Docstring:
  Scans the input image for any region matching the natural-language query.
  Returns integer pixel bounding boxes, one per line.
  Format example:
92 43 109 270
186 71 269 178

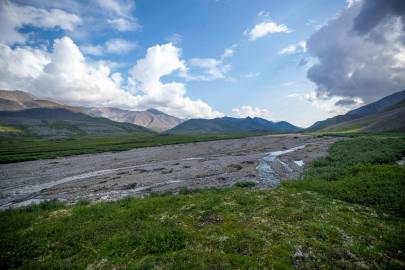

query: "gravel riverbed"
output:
0 134 346 208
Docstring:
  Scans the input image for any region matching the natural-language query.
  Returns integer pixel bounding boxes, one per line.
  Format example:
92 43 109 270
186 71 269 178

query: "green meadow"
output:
0 132 267 164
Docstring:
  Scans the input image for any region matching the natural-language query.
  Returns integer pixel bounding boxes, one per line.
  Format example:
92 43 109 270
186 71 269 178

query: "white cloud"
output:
279 41 306 55
0 37 222 119
186 47 235 81
33 37 139 107
105 39 138 54
307 0 405 103
95 0 134 17
0 1 81 45
247 21 291 41
165 33 183 45
80 39 137 56
130 43 223 118
80 45 104 56
96 0 141 32
107 18 141 32
232 106 272 119
0 43 50 90
346 0 362 8
288 91 364 115
221 44 237 59
188 58 231 80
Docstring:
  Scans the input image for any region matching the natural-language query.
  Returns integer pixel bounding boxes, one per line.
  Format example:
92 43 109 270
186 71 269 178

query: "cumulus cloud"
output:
81 39 137 56
232 106 272 119
33 37 139 106
0 43 50 90
279 41 306 55
0 0 81 45
306 0 405 105
288 91 363 115
0 37 222 118
246 20 291 41
353 0 405 34
129 43 223 118
105 39 138 54
305 92 363 114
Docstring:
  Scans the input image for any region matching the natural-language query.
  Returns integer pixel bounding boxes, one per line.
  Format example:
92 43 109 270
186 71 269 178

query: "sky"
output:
0 0 404 127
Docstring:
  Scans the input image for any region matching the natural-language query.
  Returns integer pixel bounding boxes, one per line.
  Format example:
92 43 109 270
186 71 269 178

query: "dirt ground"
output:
0 134 346 208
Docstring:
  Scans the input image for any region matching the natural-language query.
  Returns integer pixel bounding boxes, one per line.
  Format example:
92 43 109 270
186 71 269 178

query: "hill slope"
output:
322 105 405 133
0 108 153 138
308 89 405 131
84 107 183 132
167 116 301 135
0 90 82 112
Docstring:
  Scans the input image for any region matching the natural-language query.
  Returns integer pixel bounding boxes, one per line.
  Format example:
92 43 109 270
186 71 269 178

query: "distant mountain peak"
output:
167 116 302 135
0 90 183 132
85 107 183 132
146 108 164 115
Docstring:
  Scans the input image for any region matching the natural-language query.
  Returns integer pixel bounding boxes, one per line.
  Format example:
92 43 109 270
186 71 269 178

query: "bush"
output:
234 181 256 188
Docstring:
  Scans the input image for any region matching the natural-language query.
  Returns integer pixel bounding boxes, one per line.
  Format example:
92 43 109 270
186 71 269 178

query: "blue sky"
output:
1 0 404 127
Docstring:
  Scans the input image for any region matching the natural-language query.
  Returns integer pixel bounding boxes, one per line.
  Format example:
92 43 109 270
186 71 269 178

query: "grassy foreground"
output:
0 134 404 269
0 132 266 164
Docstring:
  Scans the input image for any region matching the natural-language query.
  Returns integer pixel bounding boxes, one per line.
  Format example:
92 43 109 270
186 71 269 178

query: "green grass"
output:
0 134 404 269
0 132 267 164
284 135 405 216
0 125 22 133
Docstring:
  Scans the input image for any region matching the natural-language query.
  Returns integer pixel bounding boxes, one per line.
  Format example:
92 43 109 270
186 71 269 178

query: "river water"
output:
256 145 306 187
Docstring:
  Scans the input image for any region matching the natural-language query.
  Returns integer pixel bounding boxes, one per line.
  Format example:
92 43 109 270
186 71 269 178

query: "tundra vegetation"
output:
0 132 268 164
0 134 404 269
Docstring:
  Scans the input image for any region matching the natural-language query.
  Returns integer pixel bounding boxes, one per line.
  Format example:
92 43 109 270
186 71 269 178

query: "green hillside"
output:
168 117 301 135
308 89 405 132
322 105 405 133
0 108 153 138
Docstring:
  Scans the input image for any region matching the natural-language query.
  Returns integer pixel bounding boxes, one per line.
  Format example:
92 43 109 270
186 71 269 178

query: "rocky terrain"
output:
0 134 345 209
84 107 184 132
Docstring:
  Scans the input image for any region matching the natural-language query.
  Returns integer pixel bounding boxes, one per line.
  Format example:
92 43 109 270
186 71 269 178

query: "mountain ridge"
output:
84 107 184 132
0 107 153 138
167 116 302 135
307 89 405 131
0 90 183 132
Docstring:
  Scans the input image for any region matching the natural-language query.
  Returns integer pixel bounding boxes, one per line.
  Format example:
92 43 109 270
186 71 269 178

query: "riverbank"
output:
0 134 343 208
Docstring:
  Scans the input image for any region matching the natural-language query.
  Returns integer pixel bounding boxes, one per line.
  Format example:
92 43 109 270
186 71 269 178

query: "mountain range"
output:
0 90 82 113
0 89 404 136
167 116 302 135
0 90 182 132
0 108 152 138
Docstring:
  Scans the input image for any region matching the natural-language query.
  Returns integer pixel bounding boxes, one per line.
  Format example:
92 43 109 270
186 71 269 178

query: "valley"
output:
1 1 405 268
0 134 343 209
